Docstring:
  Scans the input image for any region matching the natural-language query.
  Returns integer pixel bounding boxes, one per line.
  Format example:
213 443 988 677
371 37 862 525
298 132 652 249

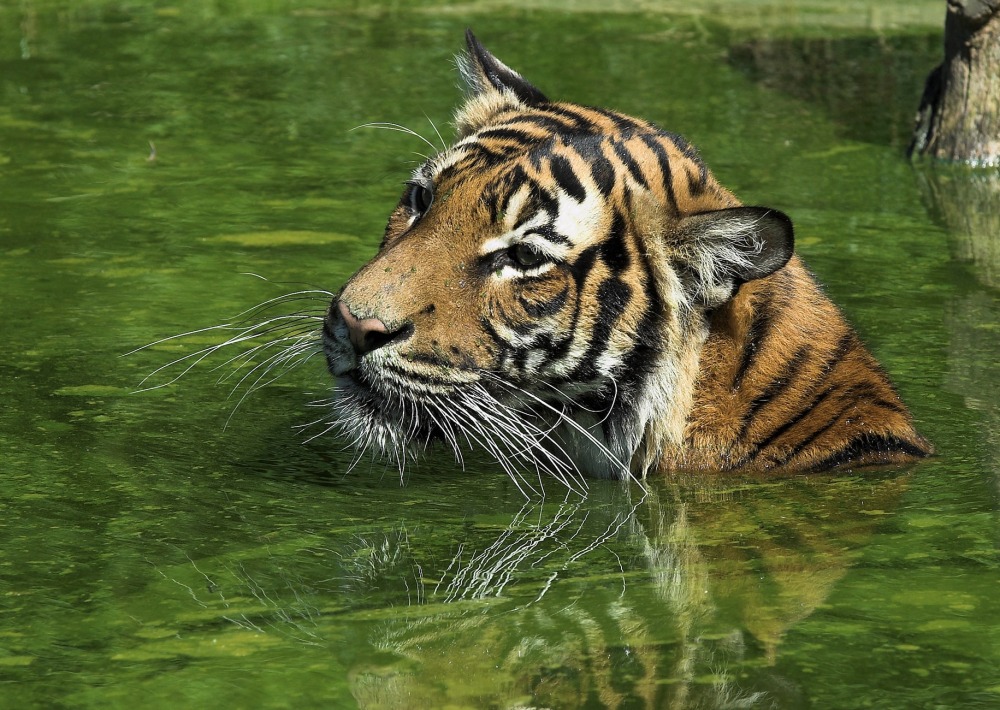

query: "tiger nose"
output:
337 301 407 356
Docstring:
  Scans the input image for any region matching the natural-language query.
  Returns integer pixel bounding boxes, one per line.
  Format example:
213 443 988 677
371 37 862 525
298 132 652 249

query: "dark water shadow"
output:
729 32 940 150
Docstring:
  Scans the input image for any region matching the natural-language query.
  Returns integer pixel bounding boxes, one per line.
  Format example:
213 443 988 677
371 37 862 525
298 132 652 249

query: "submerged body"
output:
322 31 930 482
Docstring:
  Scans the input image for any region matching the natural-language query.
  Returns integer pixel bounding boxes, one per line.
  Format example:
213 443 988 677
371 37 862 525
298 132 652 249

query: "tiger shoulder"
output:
321 30 932 483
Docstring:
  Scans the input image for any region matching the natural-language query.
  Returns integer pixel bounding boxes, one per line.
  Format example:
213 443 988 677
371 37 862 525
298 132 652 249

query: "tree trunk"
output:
909 1 1000 164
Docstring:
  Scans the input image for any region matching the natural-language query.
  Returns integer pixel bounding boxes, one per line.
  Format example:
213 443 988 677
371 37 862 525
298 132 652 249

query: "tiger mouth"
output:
334 372 446 444
334 370 591 487
332 360 486 444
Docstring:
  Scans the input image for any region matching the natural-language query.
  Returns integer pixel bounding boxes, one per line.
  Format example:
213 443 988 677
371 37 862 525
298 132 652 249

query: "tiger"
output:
322 30 931 484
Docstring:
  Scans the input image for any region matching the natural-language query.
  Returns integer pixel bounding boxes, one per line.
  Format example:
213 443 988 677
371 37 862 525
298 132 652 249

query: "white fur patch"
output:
553 187 602 250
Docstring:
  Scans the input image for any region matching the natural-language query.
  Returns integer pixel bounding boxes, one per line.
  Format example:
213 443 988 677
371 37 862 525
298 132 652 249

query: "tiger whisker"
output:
212 328 319 380
223 358 318 429
482 372 634 484
493 424 568 484
236 273 335 298
475 391 580 479
130 281 330 422
464 413 543 498
460 387 588 495
442 399 541 497
214 328 320 377
294 410 339 435
133 318 318 393
156 289 327 338
425 396 466 470
533 377 620 428
422 112 448 153
468 386 588 493
467 402 572 494
211 315 322 345
225 340 319 401
353 122 442 156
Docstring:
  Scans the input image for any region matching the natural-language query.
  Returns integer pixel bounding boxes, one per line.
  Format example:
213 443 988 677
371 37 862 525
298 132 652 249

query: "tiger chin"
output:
322 30 931 484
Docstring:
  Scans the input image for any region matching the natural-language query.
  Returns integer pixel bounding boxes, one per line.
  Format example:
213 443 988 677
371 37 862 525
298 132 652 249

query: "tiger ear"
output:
455 29 548 135
678 206 794 308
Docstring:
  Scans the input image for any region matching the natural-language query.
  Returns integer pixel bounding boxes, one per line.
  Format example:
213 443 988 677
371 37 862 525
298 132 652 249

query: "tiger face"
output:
324 31 929 484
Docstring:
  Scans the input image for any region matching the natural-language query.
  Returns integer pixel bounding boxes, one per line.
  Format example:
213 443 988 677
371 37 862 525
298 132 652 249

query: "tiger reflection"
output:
344 474 906 709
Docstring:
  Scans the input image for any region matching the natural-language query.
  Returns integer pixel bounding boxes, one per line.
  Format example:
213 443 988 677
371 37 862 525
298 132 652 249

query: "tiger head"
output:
323 31 795 485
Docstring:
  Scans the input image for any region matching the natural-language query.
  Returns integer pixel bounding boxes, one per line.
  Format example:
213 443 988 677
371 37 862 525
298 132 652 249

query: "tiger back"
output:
322 30 931 482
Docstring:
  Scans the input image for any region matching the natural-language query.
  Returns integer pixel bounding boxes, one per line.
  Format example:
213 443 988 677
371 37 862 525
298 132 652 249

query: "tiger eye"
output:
512 243 545 269
408 183 433 214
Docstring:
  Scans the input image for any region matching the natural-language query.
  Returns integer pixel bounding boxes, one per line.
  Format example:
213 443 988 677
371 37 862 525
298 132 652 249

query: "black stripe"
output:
540 298 583 368
496 299 534 337
740 384 839 465
530 223 570 246
732 268 795 392
590 151 615 197
611 139 649 189
587 105 644 133
484 165 531 224
435 162 460 185
383 362 471 384
564 134 615 197
479 315 508 350
539 247 594 370
528 149 543 171
508 113 580 135
618 246 662 394
566 134 602 160
685 164 709 197
549 154 586 202
664 130 702 163
511 180 558 231
836 381 905 413
480 183 504 224
509 341 530 373
736 345 810 440
731 301 773 392
599 210 630 275
477 127 539 145
774 402 854 467
541 105 598 133
519 285 569 318
509 175 544 230
767 373 912 469
871 397 907 414
740 331 857 461
570 277 632 381
460 145 509 170
638 134 678 215
821 331 858 374
541 331 576 369
809 433 930 472
570 245 599 293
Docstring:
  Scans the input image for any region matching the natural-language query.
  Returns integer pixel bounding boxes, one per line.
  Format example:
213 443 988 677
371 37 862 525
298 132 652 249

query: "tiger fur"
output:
322 30 931 482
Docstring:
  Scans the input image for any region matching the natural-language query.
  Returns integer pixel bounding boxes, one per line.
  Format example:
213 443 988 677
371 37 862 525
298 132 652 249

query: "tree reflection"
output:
915 166 1000 494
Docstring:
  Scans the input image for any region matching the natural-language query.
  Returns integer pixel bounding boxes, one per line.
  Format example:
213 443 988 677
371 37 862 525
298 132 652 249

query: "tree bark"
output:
909 0 1000 164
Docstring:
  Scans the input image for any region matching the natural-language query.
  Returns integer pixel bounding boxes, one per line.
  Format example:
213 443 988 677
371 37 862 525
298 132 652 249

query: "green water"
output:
2 2 998 707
